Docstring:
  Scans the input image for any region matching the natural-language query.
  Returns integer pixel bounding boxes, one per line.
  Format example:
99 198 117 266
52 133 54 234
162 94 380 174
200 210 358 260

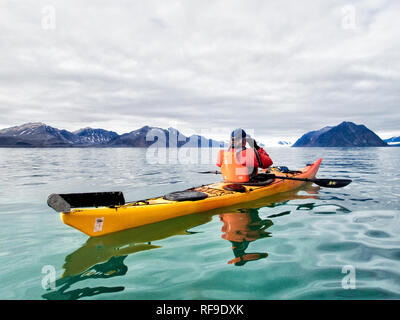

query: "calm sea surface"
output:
0 147 399 300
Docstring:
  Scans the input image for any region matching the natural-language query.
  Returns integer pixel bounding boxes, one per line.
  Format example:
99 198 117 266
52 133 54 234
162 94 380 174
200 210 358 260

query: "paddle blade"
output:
47 192 125 212
313 179 352 188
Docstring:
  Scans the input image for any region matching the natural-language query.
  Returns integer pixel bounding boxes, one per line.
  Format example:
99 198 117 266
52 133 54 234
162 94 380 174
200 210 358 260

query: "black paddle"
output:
267 174 352 188
198 171 352 188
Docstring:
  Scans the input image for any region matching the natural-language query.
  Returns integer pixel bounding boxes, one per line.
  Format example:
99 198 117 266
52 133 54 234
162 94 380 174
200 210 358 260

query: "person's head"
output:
230 128 247 149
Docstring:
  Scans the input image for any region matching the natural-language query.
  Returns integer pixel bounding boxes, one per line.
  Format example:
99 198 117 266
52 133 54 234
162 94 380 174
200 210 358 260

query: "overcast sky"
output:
1 0 399 143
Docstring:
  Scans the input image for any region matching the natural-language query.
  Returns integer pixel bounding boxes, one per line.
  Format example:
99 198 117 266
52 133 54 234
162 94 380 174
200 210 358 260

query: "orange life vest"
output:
219 149 257 183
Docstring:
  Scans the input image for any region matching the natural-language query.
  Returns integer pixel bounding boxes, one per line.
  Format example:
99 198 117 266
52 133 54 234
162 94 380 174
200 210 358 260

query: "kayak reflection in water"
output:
217 128 273 183
42 255 127 300
42 212 215 300
220 208 273 266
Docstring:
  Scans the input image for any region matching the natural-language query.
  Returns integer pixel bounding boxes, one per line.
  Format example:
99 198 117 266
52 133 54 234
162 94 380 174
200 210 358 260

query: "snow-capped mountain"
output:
277 141 293 146
384 136 400 146
74 128 119 144
0 122 75 147
108 126 224 148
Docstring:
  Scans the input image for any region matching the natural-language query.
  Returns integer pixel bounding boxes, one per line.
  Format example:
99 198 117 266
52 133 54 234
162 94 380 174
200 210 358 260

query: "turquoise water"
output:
0 147 399 300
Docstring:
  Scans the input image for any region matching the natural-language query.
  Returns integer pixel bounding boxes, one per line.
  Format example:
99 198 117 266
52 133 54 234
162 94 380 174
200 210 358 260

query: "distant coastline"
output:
0 121 398 148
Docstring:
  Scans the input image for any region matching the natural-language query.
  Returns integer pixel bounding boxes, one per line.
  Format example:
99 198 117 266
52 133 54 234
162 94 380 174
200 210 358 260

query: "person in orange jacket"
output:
216 129 273 183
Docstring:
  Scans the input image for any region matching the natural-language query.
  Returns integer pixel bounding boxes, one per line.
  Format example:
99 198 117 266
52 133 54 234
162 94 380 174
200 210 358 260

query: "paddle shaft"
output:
273 175 315 183
270 175 352 188
198 171 352 188
247 143 352 187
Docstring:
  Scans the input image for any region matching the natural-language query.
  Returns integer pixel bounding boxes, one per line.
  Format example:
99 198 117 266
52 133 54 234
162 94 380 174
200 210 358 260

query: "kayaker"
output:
216 128 273 183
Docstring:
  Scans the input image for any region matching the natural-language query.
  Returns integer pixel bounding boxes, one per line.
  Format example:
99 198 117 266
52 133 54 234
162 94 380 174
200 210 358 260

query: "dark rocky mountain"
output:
0 123 224 148
107 126 167 147
74 128 119 145
185 134 225 148
292 126 333 147
0 122 75 147
293 122 388 147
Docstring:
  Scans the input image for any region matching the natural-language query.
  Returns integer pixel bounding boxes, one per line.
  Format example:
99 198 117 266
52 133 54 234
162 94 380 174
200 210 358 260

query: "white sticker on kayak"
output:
93 217 104 232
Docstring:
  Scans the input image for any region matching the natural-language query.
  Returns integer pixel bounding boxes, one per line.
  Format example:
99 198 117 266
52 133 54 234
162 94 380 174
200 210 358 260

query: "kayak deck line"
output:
59 158 323 237
116 179 275 207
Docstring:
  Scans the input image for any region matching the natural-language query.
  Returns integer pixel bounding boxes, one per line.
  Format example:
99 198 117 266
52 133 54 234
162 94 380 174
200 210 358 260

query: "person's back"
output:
216 129 273 183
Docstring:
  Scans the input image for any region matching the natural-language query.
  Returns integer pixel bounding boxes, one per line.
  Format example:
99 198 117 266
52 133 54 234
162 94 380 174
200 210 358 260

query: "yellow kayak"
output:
55 158 322 237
